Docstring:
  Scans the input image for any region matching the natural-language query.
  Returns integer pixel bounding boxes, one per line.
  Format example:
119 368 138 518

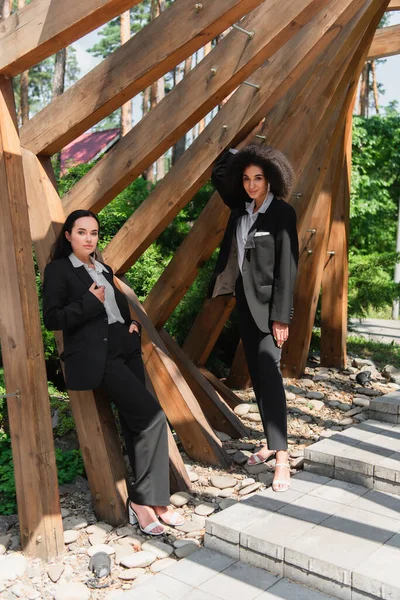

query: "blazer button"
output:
103 338 108 342
104 317 108 322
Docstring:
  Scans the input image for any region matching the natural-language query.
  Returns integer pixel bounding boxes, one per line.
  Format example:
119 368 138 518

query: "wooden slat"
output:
21 0 265 156
63 0 344 219
388 0 400 10
23 150 130 525
199 368 242 410
103 0 366 274
367 24 400 59
160 329 248 439
226 341 252 391
182 296 236 365
0 78 64 559
0 0 142 77
116 278 232 467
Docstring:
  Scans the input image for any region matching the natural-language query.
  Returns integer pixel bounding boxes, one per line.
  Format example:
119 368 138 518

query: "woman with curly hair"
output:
209 144 299 492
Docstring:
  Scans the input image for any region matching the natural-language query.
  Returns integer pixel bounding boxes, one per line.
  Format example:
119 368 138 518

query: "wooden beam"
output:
23 150 130 526
0 0 142 77
0 78 64 559
320 106 353 368
388 0 400 10
21 0 265 156
367 24 400 59
103 0 367 274
116 277 232 467
226 341 252 391
160 329 248 439
199 368 242 411
63 0 349 219
182 296 236 365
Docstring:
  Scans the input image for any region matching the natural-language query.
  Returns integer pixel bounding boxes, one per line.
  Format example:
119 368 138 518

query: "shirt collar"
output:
245 190 274 216
69 253 108 274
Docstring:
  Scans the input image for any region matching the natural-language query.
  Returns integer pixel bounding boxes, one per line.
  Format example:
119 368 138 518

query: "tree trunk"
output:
52 48 67 175
120 10 132 137
18 0 29 124
358 63 370 117
371 59 379 115
171 55 192 165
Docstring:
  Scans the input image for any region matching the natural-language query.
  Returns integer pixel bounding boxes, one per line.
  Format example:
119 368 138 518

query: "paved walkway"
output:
120 548 335 599
349 318 400 345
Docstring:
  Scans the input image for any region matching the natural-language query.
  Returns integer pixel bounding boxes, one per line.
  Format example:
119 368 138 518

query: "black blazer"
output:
43 257 132 390
208 151 299 332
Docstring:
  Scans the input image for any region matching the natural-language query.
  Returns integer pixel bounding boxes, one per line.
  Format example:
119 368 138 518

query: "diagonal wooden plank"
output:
0 77 64 559
102 0 366 274
20 0 265 155
62 0 342 218
199 368 242 410
367 24 400 59
388 0 400 9
0 0 142 77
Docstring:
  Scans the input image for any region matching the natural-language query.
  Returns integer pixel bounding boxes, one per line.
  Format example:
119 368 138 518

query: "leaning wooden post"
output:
320 106 353 368
0 77 64 559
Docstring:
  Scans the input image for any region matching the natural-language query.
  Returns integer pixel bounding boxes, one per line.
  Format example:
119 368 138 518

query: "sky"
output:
72 11 400 126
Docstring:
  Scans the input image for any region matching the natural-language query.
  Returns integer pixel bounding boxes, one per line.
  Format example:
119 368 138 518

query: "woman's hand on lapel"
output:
129 322 140 335
272 321 289 348
89 282 105 303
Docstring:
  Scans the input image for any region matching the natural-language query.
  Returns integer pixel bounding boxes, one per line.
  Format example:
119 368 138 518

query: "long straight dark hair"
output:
49 210 100 262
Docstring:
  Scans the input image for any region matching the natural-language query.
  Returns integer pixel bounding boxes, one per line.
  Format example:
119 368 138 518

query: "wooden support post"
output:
226 341 252 390
367 24 400 59
320 107 353 368
0 78 64 559
388 0 400 9
102 0 373 274
199 368 242 410
183 296 236 366
160 329 247 439
116 278 232 468
0 0 143 76
21 0 265 156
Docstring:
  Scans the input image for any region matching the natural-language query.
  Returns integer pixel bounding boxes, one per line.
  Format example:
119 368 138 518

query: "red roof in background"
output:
61 128 120 174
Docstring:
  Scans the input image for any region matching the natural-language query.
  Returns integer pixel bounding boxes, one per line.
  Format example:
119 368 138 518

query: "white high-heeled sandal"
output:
128 502 165 536
247 449 275 466
272 462 291 493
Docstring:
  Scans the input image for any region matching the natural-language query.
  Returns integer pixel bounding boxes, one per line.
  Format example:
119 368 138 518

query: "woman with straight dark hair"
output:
209 145 299 492
43 209 184 535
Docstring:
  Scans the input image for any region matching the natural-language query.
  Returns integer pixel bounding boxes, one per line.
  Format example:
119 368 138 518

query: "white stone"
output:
54 582 90 600
173 538 200 548
352 396 370 408
210 475 237 489
87 543 115 557
0 553 27 581
285 392 296 401
118 567 145 580
117 535 142 549
218 487 235 498
142 540 174 559
188 471 199 483
170 491 190 507
202 486 221 498
175 520 204 533
338 417 354 426
301 378 314 387
241 477 256 488
150 557 177 572
0 534 11 555
239 481 262 495
309 399 325 411
61 508 70 518
234 404 250 416
115 544 135 565
86 522 113 535
248 403 260 413
194 502 216 517
48 565 64 583
63 529 80 544
246 413 262 422
88 533 107 546
120 551 156 568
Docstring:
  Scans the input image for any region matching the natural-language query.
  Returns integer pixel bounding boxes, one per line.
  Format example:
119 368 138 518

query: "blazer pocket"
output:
254 231 271 237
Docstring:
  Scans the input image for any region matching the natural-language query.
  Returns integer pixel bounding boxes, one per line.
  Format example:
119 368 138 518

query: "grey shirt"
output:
69 253 125 324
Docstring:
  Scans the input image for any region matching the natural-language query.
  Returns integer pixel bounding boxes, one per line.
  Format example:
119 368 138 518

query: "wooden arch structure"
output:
0 0 399 560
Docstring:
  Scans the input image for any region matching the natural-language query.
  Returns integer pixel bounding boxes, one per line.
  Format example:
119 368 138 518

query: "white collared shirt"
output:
69 253 125 324
236 191 274 273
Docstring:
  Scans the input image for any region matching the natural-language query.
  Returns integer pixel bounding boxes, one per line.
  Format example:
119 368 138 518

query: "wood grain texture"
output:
388 0 400 9
0 78 64 558
199 368 242 410
0 0 142 77
367 24 400 59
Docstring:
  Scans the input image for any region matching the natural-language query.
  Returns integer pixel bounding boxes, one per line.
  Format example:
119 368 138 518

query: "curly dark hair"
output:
227 144 294 200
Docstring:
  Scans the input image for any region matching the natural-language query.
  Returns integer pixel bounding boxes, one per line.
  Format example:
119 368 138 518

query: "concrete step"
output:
369 391 400 424
304 420 400 495
204 472 400 599
129 547 336 600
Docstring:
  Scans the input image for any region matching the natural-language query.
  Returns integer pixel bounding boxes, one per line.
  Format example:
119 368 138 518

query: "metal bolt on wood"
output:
327 251 335 255
195 3 203 12
232 23 255 39
243 80 260 90
292 192 303 198
306 229 317 235
255 134 266 140
0 390 20 399
210 67 217 76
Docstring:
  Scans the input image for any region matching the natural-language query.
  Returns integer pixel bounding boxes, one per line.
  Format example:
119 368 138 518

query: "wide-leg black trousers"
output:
99 322 170 506
235 277 288 451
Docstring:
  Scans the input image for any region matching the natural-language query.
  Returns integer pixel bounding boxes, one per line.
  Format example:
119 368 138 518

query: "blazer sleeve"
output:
211 149 243 209
270 205 299 325
43 261 105 331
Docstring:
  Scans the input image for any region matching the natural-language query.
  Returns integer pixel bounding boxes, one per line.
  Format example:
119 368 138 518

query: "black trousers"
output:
235 277 288 451
99 322 170 506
